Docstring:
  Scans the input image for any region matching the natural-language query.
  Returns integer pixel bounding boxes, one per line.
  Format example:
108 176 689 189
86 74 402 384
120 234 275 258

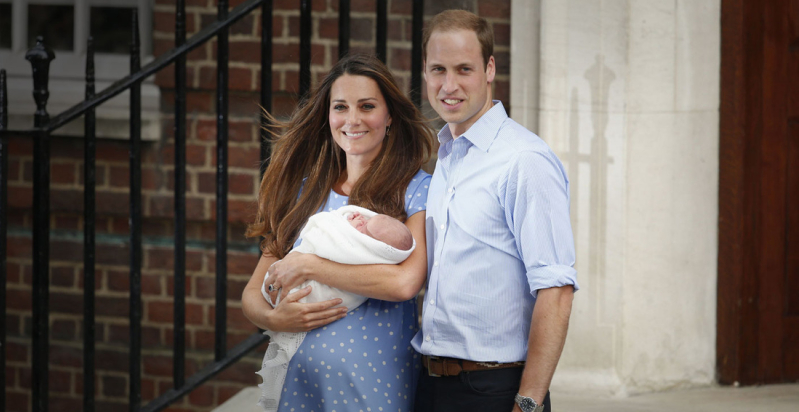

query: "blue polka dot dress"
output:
277 169 431 412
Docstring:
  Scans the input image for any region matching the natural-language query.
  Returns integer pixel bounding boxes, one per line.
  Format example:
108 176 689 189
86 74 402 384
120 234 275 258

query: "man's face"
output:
424 29 495 138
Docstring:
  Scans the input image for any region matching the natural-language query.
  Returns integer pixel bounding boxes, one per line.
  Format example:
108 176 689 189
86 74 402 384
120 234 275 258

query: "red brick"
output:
7 289 32 311
53 214 80 231
227 39 262 63
208 249 260 276
49 369 73 394
494 50 510 74
95 400 128 411
142 167 165 192
231 14 255 36
196 65 253 91
230 120 255 143
227 198 257 224
7 341 29 362
95 296 130 318
8 186 32 209
208 306 256 331
50 396 82 411
147 248 203 272
188 383 215 406
351 17 374 42
494 79 509 108
318 17 338 39
493 22 510 46
51 292 83 315
192 329 214 350
390 48 412 71
228 169 256 195
478 0 510 19
217 384 243 404
228 93 262 117
51 162 77 185
141 377 157 402
149 195 206 220
6 314 21 337
391 0 413 14
222 145 260 169
7 391 29 412
142 274 164 296
96 349 129 373
216 358 260 384
273 42 300 64
106 269 130 292
95 191 130 216
147 301 205 325
143 354 173 377
388 20 405 42
96 141 131 163
95 242 130 266
52 319 77 341
50 344 83 368
51 188 83 213
102 375 127 397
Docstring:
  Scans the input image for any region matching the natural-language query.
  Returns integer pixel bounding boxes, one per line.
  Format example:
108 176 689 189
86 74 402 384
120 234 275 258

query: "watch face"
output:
519 398 536 411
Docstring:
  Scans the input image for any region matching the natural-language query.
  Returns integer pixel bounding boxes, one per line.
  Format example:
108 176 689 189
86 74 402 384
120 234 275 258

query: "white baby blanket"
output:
256 205 414 411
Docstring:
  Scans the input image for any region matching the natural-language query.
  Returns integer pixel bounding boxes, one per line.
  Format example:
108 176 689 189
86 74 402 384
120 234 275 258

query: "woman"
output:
242 54 434 412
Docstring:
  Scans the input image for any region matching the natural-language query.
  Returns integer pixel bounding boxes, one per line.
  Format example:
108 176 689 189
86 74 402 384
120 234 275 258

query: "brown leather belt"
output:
422 355 525 377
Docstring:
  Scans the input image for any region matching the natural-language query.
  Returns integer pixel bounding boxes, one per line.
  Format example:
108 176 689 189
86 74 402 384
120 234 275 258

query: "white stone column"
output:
511 0 720 396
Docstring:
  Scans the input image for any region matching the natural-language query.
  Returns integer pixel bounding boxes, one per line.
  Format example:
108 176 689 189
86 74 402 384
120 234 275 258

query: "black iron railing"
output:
0 1 426 411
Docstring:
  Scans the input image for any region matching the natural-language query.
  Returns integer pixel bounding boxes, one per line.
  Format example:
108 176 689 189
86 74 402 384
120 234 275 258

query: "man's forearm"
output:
516 285 574 407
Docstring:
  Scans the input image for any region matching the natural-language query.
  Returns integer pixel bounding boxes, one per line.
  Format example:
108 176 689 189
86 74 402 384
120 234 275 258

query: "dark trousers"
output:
414 365 552 412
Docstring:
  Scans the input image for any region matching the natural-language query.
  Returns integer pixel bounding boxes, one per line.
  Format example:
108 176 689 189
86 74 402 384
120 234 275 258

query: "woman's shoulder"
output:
404 169 432 214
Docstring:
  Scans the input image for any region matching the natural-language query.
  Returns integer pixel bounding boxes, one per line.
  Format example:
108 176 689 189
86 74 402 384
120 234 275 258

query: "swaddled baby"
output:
256 205 415 411
260 206 414 307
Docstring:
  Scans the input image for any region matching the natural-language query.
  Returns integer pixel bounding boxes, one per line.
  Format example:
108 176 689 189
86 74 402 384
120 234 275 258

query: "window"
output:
0 0 160 141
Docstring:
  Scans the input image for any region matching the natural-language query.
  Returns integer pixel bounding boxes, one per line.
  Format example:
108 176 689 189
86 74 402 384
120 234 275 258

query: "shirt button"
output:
425 336 431 342
440 224 445 230
448 188 454 193
429 300 435 305
434 261 439 266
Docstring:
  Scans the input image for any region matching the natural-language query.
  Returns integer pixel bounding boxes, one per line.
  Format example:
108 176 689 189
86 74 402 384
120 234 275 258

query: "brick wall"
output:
3 1 511 411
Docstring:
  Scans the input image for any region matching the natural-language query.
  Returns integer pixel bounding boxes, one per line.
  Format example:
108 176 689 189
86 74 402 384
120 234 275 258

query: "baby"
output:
262 206 414 307
257 205 415 410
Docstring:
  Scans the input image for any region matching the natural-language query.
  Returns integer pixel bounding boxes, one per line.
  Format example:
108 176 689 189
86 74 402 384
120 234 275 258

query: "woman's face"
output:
329 74 392 165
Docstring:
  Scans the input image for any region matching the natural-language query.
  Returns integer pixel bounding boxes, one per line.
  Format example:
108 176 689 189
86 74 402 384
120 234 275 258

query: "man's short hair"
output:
422 9 494 68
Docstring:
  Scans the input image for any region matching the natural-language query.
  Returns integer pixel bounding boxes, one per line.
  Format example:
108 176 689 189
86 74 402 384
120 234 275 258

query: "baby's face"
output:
347 212 372 236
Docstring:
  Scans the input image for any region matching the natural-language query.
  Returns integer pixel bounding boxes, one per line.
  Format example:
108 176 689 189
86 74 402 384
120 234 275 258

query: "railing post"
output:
83 37 97 412
173 0 187 390
376 0 387 62
216 0 229 362
26 36 55 412
129 11 143 412
411 0 424 108
260 0 273 175
299 0 311 98
0 68 8 412
338 0 350 59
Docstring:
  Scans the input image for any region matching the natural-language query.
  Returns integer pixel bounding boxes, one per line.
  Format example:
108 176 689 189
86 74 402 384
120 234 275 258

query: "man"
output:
412 9 579 412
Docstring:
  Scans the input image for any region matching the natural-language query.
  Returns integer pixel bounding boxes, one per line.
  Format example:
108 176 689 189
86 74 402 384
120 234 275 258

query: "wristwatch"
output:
514 393 544 412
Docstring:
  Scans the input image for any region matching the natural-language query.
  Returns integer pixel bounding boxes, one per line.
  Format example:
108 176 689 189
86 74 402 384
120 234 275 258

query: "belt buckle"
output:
427 356 441 377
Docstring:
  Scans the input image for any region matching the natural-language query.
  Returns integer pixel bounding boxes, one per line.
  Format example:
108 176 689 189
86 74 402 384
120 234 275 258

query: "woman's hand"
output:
263 252 320 301
265 286 348 333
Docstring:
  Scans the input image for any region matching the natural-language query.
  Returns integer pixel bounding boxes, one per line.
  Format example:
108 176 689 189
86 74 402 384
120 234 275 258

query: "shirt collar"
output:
436 100 508 153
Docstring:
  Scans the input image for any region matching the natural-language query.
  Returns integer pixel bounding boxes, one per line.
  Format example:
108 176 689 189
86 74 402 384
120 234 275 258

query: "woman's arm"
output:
241 252 348 332
266 212 428 302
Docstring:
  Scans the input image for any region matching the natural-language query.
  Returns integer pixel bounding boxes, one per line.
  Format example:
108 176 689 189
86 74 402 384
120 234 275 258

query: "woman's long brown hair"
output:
246 54 434 258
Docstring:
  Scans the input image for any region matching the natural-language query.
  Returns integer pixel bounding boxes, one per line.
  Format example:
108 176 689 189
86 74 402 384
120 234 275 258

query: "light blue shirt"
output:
411 101 579 362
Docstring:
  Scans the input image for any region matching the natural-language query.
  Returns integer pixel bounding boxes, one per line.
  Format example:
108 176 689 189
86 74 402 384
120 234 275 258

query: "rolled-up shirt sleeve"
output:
502 149 579 297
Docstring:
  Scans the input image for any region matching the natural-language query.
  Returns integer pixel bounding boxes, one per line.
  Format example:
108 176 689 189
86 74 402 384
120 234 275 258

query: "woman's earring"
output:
386 125 391 135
